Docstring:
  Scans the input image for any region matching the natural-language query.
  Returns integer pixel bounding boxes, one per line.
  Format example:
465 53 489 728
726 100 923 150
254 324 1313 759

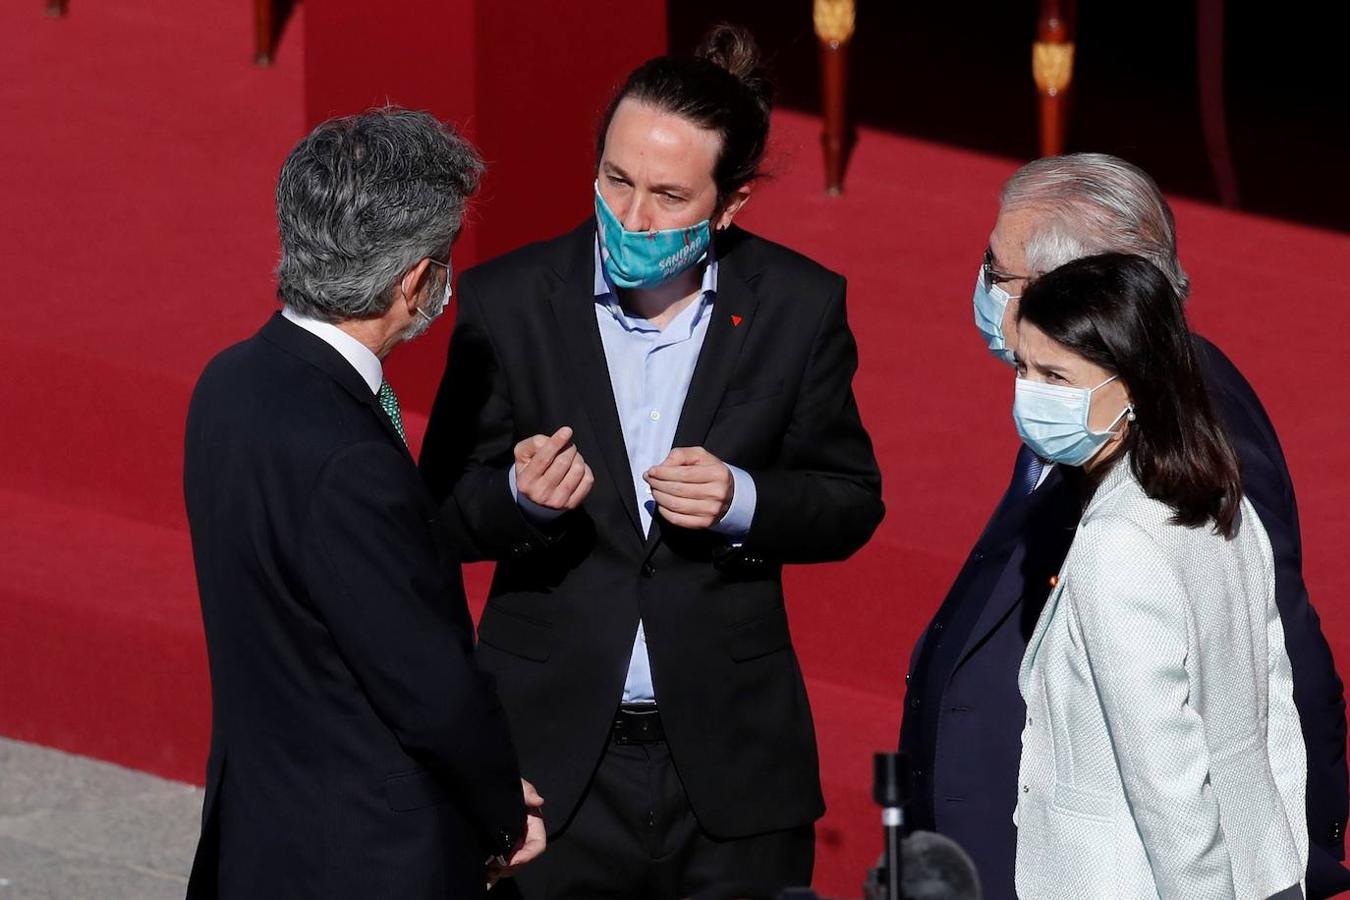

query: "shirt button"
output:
1022 784 1030 793
909 697 921 710
648 409 661 421
1027 717 1033 726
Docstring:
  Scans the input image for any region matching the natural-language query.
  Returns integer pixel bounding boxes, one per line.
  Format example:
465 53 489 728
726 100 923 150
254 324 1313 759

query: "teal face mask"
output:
594 182 711 289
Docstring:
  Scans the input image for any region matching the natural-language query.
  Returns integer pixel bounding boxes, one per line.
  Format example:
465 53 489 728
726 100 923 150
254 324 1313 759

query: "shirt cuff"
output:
507 465 566 525
710 464 756 540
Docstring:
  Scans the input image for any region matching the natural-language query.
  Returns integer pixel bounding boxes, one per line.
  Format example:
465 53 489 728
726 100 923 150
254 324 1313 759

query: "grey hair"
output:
275 107 484 322
1001 152 1190 300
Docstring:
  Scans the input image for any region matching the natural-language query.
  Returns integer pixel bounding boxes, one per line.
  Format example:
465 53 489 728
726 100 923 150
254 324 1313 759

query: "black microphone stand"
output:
872 752 911 900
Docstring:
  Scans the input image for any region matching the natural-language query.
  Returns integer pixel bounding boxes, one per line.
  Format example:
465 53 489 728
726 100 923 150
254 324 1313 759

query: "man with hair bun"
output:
184 108 543 899
900 152 1350 899
422 26 884 899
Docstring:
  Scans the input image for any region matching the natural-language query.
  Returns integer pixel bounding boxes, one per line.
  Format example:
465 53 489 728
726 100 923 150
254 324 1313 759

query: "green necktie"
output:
376 380 406 444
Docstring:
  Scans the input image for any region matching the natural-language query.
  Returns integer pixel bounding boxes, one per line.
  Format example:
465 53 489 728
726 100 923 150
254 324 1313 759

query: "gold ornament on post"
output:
813 0 856 46
815 0 856 194
1034 0 1077 156
1032 42 1075 96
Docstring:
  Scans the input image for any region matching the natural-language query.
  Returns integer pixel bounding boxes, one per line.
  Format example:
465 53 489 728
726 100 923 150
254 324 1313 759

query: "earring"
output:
1126 409 1137 422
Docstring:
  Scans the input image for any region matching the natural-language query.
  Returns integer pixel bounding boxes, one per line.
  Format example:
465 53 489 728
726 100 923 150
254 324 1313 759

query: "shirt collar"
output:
281 306 384 394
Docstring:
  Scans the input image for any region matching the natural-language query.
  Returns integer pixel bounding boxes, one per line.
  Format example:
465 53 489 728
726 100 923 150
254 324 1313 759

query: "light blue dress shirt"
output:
509 240 757 704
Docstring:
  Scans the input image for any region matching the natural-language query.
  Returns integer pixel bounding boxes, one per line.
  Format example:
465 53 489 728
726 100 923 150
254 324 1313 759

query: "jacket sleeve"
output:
1202 344 1350 885
743 278 885 562
1240 424 1349 890
1266 551 1314 886
1070 517 1235 897
301 440 524 854
419 274 561 562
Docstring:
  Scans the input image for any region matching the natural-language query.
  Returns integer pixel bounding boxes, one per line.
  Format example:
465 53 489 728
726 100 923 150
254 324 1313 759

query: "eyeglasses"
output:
982 247 1026 292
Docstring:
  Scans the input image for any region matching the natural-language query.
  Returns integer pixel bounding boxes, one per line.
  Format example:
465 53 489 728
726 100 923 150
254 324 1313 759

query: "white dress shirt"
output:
282 307 383 395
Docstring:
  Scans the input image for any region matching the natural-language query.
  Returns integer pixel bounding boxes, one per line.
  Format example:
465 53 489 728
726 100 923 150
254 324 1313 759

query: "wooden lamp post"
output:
815 0 856 195
1033 0 1076 157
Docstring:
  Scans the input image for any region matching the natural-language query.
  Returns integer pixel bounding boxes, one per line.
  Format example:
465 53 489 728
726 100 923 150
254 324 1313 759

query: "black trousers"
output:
506 738 814 900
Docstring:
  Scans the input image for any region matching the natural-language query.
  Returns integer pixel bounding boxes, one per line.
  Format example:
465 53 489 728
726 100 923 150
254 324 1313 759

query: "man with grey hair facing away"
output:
900 152 1350 898
184 107 544 899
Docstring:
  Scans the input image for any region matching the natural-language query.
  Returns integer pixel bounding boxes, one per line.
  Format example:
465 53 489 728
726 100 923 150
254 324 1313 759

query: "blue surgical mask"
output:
973 267 1018 366
595 182 711 289
1013 375 1134 466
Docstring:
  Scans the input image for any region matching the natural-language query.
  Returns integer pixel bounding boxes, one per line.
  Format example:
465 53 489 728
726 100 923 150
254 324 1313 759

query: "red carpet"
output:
4 2 1349 895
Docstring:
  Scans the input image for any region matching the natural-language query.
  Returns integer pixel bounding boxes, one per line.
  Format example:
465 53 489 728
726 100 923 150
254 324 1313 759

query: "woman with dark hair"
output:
421 23 883 900
1011 253 1307 898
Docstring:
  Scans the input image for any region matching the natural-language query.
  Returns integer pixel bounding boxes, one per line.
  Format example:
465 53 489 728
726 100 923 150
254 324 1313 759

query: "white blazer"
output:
1015 457 1307 899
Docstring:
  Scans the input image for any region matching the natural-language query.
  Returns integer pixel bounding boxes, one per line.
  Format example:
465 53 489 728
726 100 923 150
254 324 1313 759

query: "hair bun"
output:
695 23 773 114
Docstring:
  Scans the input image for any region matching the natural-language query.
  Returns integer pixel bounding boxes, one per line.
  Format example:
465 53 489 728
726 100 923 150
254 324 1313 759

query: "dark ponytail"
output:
597 24 773 200
1017 254 1244 538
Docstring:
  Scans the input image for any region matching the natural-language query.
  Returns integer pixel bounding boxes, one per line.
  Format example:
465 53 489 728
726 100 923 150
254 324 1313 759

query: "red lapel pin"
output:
731 315 743 327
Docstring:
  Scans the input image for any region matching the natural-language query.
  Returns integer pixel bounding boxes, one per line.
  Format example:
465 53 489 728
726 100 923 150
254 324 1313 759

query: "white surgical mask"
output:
419 257 453 323
1013 375 1134 466
404 257 452 342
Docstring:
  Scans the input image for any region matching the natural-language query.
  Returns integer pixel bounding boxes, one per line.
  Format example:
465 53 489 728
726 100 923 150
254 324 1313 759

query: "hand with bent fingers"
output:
514 426 594 511
487 779 546 887
643 446 734 530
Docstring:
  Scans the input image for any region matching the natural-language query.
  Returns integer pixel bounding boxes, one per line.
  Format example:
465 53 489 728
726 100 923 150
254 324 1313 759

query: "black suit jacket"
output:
184 314 524 899
900 334 1350 900
420 222 884 839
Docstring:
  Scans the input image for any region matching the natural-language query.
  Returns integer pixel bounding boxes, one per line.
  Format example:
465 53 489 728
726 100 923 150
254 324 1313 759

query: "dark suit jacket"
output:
420 222 884 839
184 314 524 899
900 334 1349 900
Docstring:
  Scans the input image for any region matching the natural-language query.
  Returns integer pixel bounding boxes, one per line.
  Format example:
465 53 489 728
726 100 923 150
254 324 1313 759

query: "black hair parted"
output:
597 23 773 201
1017 253 1244 538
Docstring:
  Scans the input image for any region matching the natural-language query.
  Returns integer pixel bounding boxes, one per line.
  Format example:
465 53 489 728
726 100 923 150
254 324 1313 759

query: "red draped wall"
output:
304 0 666 411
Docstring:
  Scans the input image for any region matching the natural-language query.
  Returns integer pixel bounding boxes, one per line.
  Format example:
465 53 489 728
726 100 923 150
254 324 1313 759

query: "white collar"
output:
281 307 383 395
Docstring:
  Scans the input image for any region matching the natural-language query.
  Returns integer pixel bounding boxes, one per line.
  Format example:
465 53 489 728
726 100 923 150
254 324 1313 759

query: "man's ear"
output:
714 184 753 231
397 257 434 314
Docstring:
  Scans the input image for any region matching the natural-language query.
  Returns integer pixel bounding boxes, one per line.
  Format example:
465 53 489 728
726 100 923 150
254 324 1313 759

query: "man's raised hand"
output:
514 426 594 511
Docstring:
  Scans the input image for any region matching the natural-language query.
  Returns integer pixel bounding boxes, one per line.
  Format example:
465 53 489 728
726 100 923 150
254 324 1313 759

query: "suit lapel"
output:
646 233 759 553
1017 461 1133 689
367 391 413 458
547 228 645 541
953 465 1075 669
1019 576 1066 694
669 259 759 451
260 313 412 460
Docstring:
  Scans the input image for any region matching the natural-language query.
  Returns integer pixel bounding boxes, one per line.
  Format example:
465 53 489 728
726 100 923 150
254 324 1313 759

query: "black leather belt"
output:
612 704 665 744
